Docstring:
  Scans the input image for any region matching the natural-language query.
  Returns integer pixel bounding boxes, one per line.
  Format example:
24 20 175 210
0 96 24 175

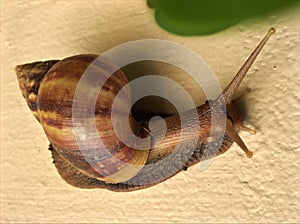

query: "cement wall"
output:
1 1 299 222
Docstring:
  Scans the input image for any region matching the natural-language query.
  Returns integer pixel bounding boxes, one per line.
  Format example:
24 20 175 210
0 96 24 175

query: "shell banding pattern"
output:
72 39 226 185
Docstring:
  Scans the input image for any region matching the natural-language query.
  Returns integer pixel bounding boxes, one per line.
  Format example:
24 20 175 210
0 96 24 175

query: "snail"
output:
16 28 275 191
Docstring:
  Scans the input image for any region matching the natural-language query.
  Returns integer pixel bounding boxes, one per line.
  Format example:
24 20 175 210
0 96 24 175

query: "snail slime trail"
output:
15 28 275 191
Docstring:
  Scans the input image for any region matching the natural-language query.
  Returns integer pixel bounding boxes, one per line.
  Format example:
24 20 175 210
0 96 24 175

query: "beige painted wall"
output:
1 0 299 223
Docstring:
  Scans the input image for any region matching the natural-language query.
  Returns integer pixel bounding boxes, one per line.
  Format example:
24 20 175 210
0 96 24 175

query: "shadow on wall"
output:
147 0 297 35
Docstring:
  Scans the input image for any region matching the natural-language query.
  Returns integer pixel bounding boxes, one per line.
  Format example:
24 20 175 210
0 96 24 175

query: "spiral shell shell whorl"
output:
16 54 149 183
16 60 59 121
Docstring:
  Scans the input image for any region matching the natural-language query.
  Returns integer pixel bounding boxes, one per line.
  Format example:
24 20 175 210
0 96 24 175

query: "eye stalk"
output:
214 28 275 158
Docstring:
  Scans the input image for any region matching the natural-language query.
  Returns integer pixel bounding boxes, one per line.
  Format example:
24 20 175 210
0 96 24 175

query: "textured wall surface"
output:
1 1 299 223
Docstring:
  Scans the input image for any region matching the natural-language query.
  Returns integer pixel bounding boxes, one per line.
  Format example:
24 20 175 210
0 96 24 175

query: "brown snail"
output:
16 28 275 191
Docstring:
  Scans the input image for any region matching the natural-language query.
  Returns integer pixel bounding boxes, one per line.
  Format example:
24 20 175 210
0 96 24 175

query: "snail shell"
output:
16 28 275 191
17 54 150 184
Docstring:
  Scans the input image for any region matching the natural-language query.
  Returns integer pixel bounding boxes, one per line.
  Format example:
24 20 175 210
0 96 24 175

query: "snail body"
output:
16 28 275 191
